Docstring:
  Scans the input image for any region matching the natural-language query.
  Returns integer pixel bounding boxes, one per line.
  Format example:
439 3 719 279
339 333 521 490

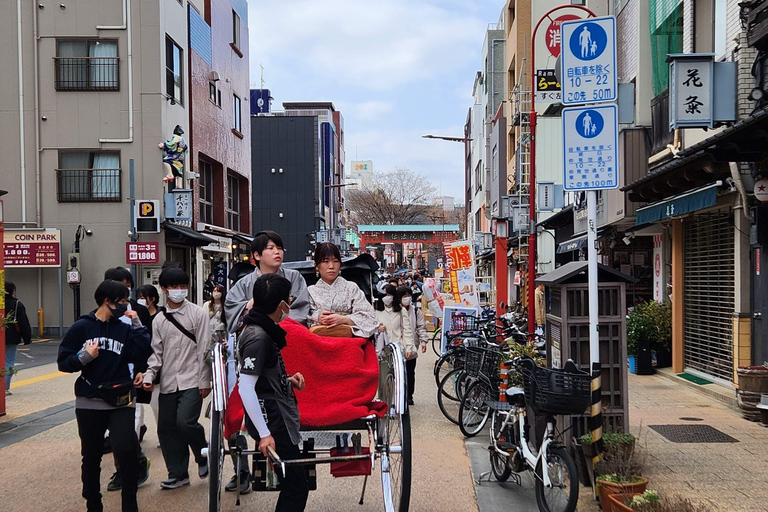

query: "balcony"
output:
54 57 120 91
56 169 122 202
650 89 673 155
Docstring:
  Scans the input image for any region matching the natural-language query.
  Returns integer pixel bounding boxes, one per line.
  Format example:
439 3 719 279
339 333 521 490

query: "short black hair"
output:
5 281 16 296
136 284 159 304
159 267 190 288
94 280 129 307
104 266 134 287
388 278 399 287
250 231 284 260
252 273 291 314
313 242 341 266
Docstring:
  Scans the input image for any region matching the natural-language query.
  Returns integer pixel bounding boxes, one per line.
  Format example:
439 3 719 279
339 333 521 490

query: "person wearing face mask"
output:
57 280 152 512
142 266 213 490
237 273 308 511
104 267 152 329
203 284 227 342
376 285 415 364
398 286 428 406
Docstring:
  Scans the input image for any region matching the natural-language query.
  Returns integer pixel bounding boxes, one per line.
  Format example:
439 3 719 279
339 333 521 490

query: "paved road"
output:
11 339 60 370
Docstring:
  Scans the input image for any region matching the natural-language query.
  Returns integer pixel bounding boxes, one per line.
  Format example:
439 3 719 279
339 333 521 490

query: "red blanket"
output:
281 318 386 427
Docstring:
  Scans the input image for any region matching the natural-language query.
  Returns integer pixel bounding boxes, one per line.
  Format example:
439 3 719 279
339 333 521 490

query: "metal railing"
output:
54 57 120 91
56 169 122 202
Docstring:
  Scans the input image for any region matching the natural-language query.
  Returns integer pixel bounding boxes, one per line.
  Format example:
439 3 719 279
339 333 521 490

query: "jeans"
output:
405 358 417 402
5 344 18 391
158 388 208 479
76 407 140 512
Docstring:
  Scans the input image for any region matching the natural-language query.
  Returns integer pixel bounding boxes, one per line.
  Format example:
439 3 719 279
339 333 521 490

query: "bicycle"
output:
456 344 506 437
483 356 591 512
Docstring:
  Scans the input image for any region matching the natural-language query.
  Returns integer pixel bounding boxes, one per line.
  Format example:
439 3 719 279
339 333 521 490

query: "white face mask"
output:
401 297 412 307
168 289 188 304
136 298 147 307
279 302 290 322
382 296 394 306
212 292 222 300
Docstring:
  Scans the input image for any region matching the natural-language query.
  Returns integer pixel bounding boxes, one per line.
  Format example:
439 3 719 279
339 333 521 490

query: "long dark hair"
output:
395 286 411 307
384 284 402 312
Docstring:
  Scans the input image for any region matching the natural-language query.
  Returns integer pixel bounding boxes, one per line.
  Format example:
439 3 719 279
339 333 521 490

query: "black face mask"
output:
110 303 129 319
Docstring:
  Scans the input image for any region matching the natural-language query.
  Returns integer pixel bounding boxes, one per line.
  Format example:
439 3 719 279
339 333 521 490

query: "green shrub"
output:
627 300 671 356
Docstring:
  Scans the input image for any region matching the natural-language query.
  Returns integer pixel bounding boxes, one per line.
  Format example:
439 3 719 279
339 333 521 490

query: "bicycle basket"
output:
519 359 591 415
449 313 481 333
464 346 504 380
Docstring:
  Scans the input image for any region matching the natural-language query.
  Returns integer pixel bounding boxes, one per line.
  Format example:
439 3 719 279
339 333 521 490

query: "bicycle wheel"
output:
489 412 511 482
437 368 467 425
433 352 456 388
534 445 579 512
457 380 491 437
431 328 442 356
208 409 224 512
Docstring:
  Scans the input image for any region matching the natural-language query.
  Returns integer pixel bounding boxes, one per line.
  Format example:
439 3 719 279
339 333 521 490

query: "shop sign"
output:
202 233 232 253
755 179 768 203
3 230 61 267
669 54 713 129
446 240 479 308
126 242 160 264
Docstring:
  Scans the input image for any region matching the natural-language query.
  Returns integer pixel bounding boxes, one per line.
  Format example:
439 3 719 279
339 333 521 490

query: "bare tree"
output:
347 167 437 225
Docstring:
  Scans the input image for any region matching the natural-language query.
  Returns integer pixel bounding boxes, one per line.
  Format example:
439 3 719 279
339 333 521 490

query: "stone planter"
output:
597 477 648 512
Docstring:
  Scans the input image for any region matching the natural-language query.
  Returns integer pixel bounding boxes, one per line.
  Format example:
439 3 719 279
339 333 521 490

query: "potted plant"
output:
737 362 768 422
578 431 636 490
607 490 710 512
594 431 646 511
627 301 666 375
645 301 672 368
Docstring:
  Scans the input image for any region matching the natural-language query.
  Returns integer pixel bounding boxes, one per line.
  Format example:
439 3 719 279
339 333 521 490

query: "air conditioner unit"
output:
209 71 221 82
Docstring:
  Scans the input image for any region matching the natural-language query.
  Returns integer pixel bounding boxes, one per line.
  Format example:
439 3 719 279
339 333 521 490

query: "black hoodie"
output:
57 311 153 401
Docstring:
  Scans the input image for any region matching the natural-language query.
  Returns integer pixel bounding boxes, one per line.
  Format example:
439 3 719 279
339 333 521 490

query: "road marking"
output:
10 371 67 389
19 352 34 359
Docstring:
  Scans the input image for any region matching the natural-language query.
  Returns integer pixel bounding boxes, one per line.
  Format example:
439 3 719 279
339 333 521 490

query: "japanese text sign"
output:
562 104 619 191
561 16 617 105
446 240 479 308
669 54 714 129
536 68 561 103
3 230 61 267
126 242 159 264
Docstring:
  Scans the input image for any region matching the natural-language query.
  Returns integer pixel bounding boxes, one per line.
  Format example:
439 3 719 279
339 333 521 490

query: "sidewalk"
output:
626 371 768 511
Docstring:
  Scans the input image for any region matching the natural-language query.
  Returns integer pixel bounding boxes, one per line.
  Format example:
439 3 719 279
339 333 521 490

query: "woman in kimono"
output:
307 243 379 338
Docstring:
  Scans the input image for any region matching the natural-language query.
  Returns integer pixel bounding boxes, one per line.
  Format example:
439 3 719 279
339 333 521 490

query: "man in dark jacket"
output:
58 280 153 512
5 281 32 394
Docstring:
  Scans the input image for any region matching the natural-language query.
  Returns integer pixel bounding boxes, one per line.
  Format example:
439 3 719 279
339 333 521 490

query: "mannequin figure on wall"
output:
159 125 188 188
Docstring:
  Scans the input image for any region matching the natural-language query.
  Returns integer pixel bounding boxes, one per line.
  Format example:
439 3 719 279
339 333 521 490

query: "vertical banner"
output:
653 235 663 303
447 240 480 309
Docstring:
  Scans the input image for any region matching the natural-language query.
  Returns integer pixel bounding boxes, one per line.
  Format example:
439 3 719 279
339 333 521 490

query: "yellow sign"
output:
138 201 156 218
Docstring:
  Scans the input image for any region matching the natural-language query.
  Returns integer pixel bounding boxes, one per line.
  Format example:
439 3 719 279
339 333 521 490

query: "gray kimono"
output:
224 266 310 332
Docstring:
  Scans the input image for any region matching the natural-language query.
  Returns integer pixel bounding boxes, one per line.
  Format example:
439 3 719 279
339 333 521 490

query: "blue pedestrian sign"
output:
562 104 619 191
561 16 617 105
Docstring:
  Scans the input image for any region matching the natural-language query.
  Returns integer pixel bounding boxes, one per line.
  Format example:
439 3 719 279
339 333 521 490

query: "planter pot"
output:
606 493 638 512
597 477 648 512
628 355 636 374
572 437 592 487
737 366 768 393
650 342 672 368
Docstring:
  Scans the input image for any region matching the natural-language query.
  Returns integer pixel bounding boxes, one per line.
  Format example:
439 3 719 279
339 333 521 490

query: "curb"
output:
654 368 739 410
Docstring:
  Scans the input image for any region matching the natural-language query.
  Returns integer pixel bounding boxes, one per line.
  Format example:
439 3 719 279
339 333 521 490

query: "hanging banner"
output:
446 240 480 309
653 235 663 303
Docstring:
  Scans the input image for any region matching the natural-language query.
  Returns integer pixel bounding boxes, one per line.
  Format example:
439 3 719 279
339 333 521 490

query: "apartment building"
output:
1 0 250 332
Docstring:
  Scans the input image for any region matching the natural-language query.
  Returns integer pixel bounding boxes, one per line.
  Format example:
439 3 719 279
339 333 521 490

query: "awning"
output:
635 182 720 226
232 233 254 246
556 235 587 254
163 222 217 247
476 248 495 261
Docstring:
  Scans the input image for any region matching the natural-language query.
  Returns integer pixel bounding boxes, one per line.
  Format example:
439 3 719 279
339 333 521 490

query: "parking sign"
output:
561 16 617 105
562 104 618 191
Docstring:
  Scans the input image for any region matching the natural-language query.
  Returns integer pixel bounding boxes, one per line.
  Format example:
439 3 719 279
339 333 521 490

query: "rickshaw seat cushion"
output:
280 318 387 427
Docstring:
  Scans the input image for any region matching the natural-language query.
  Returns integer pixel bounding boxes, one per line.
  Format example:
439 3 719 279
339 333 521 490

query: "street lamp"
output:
70 224 92 320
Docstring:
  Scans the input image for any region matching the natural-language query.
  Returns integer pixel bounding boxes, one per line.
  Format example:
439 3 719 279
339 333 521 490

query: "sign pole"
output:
0 200 6 416
586 189 603 470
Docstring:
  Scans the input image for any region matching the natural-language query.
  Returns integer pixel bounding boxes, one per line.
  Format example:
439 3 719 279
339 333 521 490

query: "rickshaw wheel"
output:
380 371 412 512
208 409 225 512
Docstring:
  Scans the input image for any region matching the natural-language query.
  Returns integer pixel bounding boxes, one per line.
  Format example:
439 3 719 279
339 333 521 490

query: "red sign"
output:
546 14 580 58
3 230 61 267
126 242 160 264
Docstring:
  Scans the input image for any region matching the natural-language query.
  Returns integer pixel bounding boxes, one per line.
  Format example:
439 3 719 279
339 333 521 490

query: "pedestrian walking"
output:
57 280 152 512
142 266 213 489
136 284 164 329
376 284 415 369
238 273 309 511
4 281 32 394
203 273 215 303
400 286 428 405
203 284 227 345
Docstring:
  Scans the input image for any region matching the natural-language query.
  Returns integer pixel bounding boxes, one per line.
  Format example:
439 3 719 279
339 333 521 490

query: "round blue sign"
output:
569 22 607 62
575 109 604 139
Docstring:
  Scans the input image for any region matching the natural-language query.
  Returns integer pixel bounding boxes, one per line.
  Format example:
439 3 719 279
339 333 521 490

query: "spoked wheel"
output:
458 380 492 437
208 408 225 512
433 352 455 388
489 412 511 482
437 368 467 425
431 327 442 356
380 372 412 512
534 445 579 512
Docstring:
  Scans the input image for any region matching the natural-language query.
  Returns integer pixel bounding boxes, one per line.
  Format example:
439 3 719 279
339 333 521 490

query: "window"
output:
226 173 240 231
55 39 119 91
232 94 242 133
232 10 241 49
209 82 221 107
199 159 213 224
56 151 120 202
165 35 183 104
474 161 482 192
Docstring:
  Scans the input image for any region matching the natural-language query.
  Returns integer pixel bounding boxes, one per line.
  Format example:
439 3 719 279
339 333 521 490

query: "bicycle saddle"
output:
505 386 525 397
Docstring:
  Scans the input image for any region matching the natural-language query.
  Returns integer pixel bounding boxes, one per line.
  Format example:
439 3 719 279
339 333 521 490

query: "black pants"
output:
158 388 207 479
76 407 140 512
246 410 308 512
406 358 417 401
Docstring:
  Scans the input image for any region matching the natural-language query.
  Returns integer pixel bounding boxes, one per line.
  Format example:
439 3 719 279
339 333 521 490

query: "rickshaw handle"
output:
267 446 286 476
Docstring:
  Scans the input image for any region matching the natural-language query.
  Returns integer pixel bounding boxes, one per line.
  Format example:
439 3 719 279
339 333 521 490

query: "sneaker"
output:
160 477 190 489
407 398 414 406
107 472 122 492
224 473 251 494
138 457 150 486
139 425 148 443
198 457 209 479
5 390 11 396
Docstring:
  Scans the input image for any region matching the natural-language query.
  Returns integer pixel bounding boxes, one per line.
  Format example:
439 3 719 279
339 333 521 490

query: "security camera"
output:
85 228 93 236
623 235 633 245
128 230 134 237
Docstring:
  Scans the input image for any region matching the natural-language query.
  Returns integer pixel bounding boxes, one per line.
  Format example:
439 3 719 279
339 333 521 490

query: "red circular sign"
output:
545 14 581 58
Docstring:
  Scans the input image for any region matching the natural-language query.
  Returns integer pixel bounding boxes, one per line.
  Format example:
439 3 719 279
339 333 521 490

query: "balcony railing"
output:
650 89 673 156
54 57 120 91
56 169 122 202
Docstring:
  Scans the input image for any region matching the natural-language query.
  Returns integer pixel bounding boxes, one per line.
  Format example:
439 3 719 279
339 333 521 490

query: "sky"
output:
247 0 504 203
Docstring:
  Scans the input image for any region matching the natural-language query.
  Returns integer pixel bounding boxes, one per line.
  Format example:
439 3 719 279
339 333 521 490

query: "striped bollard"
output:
498 362 510 402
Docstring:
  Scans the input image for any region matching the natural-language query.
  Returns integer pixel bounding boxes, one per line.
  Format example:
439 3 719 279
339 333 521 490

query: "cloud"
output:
338 100 396 122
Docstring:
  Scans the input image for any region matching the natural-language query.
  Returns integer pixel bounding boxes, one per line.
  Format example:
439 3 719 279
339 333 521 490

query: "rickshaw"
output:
205 254 412 512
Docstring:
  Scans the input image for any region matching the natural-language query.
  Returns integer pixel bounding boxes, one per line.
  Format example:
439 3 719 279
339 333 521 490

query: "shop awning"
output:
163 222 217 247
635 182 720 226
556 235 587 254
233 233 254 245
